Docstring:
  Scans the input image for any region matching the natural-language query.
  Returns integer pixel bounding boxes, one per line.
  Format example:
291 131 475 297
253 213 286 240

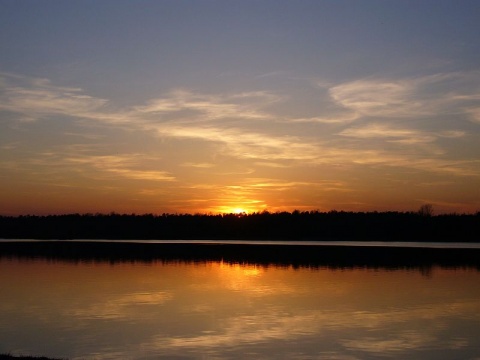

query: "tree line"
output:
1 210 478 241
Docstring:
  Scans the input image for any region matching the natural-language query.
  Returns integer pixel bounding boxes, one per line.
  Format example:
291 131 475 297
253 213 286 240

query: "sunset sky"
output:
1 0 479 215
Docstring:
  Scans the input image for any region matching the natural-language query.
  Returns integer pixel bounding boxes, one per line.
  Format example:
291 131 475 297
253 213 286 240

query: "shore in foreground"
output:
0 355 64 360
1 240 479 269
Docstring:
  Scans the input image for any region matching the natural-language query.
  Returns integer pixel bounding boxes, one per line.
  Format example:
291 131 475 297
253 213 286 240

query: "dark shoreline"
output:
1 211 479 242
1 240 479 270
0 355 64 360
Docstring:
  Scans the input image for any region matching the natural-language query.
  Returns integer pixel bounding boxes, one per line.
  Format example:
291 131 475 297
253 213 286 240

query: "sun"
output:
232 208 246 214
212 204 255 215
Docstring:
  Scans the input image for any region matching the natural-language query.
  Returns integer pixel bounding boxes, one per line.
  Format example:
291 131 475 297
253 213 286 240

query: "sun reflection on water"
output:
217 261 263 292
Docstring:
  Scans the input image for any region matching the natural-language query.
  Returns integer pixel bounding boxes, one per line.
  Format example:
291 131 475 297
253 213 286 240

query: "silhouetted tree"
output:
418 204 434 217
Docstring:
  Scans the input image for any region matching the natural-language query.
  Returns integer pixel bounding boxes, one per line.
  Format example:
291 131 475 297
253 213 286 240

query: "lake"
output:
1 241 480 359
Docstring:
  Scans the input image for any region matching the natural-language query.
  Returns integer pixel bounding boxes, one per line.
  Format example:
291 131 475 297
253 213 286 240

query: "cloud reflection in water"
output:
0 259 479 359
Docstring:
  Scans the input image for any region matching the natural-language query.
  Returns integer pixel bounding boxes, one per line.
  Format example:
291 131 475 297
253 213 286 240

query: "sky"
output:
1 0 480 215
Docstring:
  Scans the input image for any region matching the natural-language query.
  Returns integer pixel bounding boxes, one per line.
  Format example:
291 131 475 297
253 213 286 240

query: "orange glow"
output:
232 208 246 214
212 204 257 215
216 261 263 292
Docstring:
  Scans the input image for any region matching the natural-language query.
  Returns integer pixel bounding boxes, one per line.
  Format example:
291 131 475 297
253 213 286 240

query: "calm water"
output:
1 247 480 359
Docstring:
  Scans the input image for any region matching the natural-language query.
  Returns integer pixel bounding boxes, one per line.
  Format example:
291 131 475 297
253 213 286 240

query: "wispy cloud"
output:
330 78 420 118
241 178 352 193
0 73 107 122
66 155 176 181
133 90 277 122
1 71 476 179
154 125 321 162
180 162 216 168
437 130 466 138
290 112 358 124
467 107 480 123
339 124 436 144
330 72 480 119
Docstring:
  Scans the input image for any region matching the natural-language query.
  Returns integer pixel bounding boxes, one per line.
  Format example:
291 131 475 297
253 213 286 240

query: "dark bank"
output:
0 355 64 360
1 240 479 270
1 211 479 241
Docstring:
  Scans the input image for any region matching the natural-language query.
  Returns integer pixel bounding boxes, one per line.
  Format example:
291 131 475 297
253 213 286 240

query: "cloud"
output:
0 73 281 128
105 168 176 181
0 73 107 122
0 74 306 177
290 112 358 124
467 107 480 123
331 79 416 118
254 161 290 168
437 130 466 138
180 162 216 168
2 71 479 185
346 151 480 176
159 123 478 175
337 124 465 145
154 125 321 161
329 72 480 119
133 90 276 122
66 155 176 182
338 124 437 144
241 178 352 193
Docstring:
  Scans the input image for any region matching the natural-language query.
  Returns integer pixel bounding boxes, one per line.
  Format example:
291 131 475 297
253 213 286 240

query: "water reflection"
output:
1 240 479 270
1 255 480 359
